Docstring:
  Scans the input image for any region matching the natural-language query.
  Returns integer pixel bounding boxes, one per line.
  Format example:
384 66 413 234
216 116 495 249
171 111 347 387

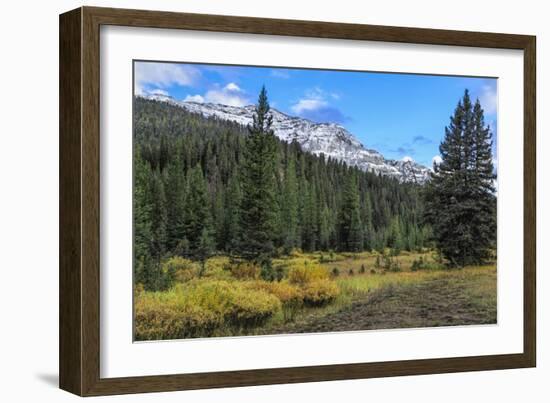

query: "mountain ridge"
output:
140 93 431 183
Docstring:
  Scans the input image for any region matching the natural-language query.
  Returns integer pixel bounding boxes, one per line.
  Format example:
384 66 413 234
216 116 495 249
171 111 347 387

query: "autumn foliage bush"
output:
230 261 261 280
287 260 329 285
136 256 342 339
287 260 339 306
301 279 340 306
135 279 281 340
162 256 199 283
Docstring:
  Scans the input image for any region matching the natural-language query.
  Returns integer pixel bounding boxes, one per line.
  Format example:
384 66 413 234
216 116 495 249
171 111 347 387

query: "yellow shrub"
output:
134 289 221 340
202 256 232 280
245 280 303 306
227 287 283 326
289 248 304 258
230 262 261 280
134 283 145 295
301 279 340 306
288 260 329 285
134 279 281 340
163 256 199 283
185 280 282 328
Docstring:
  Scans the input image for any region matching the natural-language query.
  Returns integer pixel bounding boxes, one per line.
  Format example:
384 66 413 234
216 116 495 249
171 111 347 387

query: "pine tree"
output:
348 206 364 252
424 90 496 266
237 86 278 264
361 192 373 251
183 165 214 261
282 156 299 252
337 171 363 251
146 169 168 290
134 151 153 288
318 204 331 250
302 182 318 251
387 217 403 253
223 175 242 253
164 153 186 253
149 170 167 261
196 227 216 276
470 99 497 259
212 183 225 250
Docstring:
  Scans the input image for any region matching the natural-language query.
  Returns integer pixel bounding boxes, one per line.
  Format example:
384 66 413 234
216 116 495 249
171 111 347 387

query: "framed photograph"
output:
59 6 536 396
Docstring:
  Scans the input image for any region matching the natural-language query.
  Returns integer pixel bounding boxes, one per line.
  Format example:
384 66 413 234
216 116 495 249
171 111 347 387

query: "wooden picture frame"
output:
59 6 536 396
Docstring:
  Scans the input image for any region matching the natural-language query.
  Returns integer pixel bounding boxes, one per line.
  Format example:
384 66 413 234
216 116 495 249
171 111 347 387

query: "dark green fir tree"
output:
237 86 279 268
338 171 363 252
424 89 496 266
183 165 214 262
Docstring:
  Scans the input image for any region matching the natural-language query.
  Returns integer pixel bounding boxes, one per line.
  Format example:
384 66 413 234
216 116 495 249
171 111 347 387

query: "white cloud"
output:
224 82 242 92
290 87 347 123
134 62 200 95
305 86 327 100
479 84 497 115
432 155 443 166
402 156 413 163
184 94 205 103
291 87 331 113
291 87 340 113
204 88 249 107
291 98 328 114
182 82 249 107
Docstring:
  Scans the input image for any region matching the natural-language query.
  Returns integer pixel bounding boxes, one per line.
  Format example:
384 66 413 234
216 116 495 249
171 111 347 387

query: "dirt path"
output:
269 275 496 334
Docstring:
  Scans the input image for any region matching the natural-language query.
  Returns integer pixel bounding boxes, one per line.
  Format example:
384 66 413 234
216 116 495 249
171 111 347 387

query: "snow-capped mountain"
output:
143 93 431 183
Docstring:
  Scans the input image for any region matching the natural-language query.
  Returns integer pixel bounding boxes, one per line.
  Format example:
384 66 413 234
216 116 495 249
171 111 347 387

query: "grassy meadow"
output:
134 250 496 341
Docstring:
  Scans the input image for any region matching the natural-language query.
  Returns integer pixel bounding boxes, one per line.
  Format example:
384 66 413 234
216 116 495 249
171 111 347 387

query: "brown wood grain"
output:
59 6 537 396
59 7 82 396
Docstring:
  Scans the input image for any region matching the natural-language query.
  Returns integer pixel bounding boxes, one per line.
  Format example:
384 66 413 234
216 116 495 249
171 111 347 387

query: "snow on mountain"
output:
142 94 431 183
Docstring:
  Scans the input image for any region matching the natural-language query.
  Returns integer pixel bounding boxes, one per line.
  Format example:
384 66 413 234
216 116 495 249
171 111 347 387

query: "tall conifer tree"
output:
424 90 496 266
237 86 278 264
223 175 242 253
338 171 364 251
183 165 214 261
134 151 154 288
165 153 186 252
282 157 299 251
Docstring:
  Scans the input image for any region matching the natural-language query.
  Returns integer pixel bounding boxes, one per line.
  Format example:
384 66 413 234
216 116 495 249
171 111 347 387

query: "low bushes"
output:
202 256 232 280
163 256 199 283
287 260 329 285
135 279 281 340
301 279 340 306
245 280 302 306
134 288 220 340
244 280 304 321
137 255 343 339
287 260 339 306
161 256 233 283
230 261 261 280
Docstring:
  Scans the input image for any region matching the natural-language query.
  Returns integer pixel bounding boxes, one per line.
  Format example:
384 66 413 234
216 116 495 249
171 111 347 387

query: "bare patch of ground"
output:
267 270 496 334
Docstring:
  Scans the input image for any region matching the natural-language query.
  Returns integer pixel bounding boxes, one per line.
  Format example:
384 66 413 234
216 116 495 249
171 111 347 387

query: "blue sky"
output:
135 61 497 167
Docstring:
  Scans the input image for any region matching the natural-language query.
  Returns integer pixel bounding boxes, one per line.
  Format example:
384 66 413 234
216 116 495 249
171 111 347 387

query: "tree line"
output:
134 88 429 289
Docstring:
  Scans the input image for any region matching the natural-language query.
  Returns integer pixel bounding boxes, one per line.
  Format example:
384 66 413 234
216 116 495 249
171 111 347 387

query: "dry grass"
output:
263 264 496 334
